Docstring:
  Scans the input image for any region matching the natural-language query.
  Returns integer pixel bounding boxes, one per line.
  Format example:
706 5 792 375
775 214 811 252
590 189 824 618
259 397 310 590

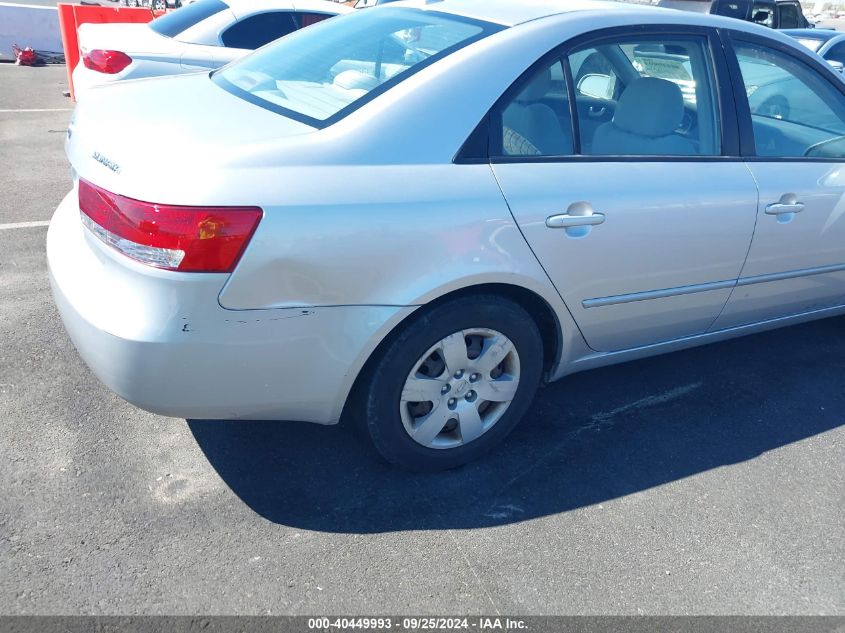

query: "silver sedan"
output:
49 0 845 471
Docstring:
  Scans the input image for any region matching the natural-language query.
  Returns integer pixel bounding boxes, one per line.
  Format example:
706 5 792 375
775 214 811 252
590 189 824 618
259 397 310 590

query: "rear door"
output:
712 33 845 329
491 27 759 352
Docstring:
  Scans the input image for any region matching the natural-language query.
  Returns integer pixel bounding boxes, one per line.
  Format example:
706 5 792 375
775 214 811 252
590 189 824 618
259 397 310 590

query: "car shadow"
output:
188 316 845 533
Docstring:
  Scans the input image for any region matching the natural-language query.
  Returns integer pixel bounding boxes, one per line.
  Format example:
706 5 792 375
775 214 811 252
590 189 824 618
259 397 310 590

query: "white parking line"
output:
0 109 72 113
0 221 50 230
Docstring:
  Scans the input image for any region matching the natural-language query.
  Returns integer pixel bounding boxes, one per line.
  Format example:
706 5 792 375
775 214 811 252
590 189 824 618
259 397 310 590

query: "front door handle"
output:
546 202 605 237
765 193 804 216
765 202 805 215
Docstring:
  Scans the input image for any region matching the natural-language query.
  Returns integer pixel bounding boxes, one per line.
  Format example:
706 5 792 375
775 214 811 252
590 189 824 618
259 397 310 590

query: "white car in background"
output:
73 0 351 97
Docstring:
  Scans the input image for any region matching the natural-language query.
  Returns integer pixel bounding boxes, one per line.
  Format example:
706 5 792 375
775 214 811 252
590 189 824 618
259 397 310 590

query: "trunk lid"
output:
77 22 178 55
67 72 317 205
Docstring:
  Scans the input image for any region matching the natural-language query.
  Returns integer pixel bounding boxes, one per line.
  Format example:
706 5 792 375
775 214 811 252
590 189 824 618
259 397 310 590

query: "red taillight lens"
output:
82 49 133 74
78 179 262 273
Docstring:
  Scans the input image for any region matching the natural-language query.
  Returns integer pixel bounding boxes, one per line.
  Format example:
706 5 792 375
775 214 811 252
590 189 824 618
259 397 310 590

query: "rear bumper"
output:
47 189 413 422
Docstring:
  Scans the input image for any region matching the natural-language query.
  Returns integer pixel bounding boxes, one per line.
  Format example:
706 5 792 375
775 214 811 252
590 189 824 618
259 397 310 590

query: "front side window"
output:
778 3 802 28
149 0 227 39
215 8 498 125
571 36 721 156
735 40 845 158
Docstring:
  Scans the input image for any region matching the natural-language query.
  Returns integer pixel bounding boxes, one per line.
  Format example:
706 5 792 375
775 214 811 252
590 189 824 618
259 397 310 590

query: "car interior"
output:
498 36 845 160
498 39 720 157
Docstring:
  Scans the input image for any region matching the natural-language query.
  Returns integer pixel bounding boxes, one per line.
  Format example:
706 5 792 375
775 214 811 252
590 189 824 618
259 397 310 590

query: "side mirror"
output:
577 73 615 100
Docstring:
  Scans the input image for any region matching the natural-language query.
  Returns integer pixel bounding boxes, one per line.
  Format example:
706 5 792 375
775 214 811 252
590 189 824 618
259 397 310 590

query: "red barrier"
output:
58 3 165 101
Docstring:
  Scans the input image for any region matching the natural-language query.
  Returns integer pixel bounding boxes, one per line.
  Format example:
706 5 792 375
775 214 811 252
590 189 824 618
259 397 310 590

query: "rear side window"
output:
215 8 499 126
221 12 297 49
149 0 227 38
493 60 573 157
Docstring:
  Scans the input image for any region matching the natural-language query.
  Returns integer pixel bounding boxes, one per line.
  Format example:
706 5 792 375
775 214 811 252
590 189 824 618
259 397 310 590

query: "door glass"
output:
492 60 574 157
221 12 298 49
734 41 845 158
567 37 721 156
778 3 802 28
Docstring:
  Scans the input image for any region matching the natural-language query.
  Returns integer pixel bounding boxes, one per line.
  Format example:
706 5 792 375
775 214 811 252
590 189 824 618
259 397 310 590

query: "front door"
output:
714 36 845 329
491 30 759 352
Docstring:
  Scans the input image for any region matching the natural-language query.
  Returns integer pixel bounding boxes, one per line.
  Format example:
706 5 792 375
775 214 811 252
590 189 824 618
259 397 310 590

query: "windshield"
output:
149 0 227 39
214 8 500 127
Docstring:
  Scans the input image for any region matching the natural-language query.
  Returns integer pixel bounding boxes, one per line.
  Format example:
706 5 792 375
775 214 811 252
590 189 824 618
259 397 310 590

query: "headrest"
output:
612 77 684 138
516 66 552 103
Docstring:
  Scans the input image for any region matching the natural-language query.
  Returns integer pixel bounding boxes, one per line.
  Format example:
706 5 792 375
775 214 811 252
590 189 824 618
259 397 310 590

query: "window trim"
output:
455 24 742 165
722 28 845 162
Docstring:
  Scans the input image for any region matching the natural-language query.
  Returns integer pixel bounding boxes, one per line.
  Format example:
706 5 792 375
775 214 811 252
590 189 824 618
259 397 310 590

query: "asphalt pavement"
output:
0 64 843 616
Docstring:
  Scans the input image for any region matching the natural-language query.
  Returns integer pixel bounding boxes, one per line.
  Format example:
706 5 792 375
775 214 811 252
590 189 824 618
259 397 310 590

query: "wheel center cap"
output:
453 379 469 396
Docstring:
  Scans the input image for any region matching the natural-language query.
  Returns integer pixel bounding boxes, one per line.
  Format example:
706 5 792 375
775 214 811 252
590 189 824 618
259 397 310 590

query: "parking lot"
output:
0 62 843 615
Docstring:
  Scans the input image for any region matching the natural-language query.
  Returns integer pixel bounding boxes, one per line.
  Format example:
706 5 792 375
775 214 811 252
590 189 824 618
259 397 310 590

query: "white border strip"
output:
0 220 50 230
0 109 73 113
0 2 58 9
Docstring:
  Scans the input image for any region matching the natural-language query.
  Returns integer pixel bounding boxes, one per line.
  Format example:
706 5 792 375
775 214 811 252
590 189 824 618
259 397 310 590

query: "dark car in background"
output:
658 0 812 28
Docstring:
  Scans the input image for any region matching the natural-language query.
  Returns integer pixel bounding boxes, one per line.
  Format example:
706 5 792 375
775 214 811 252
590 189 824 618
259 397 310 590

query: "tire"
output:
360 295 544 472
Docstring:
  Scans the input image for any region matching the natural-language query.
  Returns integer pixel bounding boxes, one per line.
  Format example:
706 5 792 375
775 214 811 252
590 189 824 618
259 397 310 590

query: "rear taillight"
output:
78 179 262 273
82 49 133 74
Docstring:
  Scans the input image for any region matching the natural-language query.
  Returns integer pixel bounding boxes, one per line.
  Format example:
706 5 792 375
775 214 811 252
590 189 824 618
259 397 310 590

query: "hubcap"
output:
399 328 521 450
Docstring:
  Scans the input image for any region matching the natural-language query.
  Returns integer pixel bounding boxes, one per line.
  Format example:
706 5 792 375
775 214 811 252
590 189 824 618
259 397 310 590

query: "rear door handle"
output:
545 213 606 228
546 202 605 237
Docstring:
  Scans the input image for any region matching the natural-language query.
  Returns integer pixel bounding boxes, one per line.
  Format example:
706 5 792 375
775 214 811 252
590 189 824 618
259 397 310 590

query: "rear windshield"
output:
149 0 227 38
213 8 500 127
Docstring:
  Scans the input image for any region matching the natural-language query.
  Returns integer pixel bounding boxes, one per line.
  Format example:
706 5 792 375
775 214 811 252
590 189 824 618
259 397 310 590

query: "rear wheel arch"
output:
339 283 563 426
